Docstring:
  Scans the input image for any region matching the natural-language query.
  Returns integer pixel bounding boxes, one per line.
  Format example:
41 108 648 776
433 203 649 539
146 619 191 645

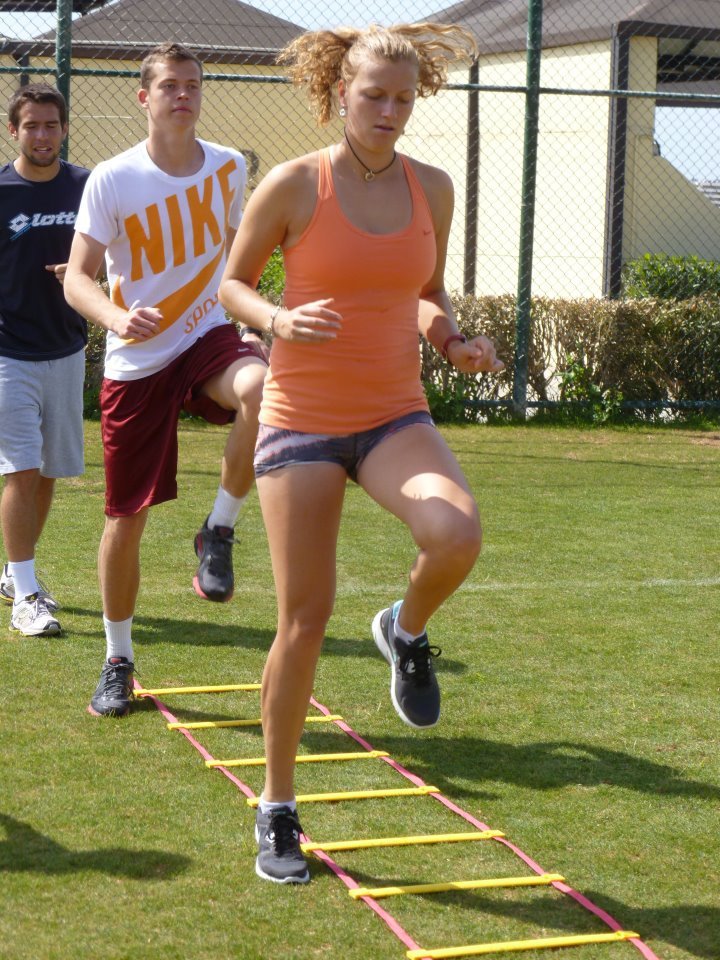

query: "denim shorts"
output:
254 410 434 482
0 348 85 477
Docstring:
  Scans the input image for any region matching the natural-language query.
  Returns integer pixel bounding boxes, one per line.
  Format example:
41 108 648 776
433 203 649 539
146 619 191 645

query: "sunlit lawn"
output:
1 422 718 960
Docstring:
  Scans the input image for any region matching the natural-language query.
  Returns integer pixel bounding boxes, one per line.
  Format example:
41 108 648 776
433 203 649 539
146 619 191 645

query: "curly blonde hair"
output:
278 22 478 126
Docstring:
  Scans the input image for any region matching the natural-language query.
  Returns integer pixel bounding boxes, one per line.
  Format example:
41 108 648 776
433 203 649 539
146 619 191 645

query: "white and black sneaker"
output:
1 564 59 611
372 602 441 729
255 806 310 884
10 592 61 636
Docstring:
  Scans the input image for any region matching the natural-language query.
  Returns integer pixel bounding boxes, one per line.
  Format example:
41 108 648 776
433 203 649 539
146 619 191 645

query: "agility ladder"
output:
134 679 661 960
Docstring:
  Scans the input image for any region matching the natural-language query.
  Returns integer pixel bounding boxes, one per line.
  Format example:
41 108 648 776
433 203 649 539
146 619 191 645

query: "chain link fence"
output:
3 0 720 420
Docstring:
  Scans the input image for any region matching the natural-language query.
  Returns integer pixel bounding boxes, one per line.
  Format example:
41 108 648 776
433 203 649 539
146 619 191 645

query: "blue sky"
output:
655 107 720 182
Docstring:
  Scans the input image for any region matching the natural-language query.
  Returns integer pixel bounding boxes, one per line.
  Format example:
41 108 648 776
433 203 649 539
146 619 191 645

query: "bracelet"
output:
441 333 467 360
269 304 283 337
239 326 264 339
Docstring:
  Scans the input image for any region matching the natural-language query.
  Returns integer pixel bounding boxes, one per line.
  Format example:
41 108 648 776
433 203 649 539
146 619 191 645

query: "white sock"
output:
392 601 426 643
208 485 245 531
104 615 134 662
258 794 297 814
10 559 39 603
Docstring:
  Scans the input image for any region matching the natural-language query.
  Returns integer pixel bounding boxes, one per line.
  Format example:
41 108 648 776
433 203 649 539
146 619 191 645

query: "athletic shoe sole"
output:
372 609 437 731
86 702 131 718
192 574 233 603
254 859 310 884
9 620 61 637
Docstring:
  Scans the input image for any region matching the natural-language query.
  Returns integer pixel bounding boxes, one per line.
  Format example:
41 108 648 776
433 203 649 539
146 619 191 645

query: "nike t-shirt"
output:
75 139 246 380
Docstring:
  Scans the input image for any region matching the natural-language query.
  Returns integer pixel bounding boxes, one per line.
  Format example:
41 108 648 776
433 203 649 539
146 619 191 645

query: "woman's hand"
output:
448 335 504 374
272 299 342 342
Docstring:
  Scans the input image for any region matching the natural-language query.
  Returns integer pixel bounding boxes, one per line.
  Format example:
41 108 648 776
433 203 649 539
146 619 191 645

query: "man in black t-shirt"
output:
0 84 89 636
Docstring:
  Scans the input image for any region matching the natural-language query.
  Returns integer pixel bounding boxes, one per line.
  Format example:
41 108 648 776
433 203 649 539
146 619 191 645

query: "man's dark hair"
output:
8 83 67 128
140 41 203 90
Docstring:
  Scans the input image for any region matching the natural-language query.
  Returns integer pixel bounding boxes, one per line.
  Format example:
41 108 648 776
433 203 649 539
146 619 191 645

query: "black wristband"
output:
239 326 264 339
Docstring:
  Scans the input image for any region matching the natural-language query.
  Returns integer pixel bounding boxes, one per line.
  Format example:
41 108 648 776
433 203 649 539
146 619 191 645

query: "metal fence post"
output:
56 0 72 159
464 60 479 295
512 0 543 419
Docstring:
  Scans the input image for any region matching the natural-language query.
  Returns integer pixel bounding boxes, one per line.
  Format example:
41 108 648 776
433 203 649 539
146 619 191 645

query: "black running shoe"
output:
372 602 441 729
255 806 310 884
87 657 134 717
193 517 235 603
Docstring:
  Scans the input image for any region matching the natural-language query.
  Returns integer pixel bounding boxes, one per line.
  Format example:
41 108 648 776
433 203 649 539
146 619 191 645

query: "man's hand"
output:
114 302 163 342
45 263 67 285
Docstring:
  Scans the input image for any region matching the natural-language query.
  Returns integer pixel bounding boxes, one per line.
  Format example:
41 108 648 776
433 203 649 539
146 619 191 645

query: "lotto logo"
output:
9 210 76 239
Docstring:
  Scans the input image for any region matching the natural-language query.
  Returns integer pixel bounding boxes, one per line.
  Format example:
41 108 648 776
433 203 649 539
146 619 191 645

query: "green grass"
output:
1 423 718 960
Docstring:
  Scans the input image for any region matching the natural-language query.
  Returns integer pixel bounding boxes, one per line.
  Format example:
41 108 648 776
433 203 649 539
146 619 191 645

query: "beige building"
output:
425 0 720 297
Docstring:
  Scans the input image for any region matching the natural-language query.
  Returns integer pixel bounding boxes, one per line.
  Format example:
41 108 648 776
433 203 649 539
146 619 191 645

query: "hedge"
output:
83 291 720 425
422 293 720 423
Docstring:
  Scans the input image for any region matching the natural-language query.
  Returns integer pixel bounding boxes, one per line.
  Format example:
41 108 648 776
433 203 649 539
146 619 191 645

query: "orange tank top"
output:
259 148 437 434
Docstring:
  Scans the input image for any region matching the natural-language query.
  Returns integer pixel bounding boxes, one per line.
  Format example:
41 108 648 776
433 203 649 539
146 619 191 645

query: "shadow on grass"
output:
0 814 191 879
344 867 717 959
356 733 720 803
61 611 468 672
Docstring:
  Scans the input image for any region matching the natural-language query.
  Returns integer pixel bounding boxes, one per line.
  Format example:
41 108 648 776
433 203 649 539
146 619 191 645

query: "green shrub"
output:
257 247 285 303
436 292 720 424
622 253 720 300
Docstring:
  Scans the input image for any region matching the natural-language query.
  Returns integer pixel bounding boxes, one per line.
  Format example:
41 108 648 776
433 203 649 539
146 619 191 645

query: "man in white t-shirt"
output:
65 42 268 717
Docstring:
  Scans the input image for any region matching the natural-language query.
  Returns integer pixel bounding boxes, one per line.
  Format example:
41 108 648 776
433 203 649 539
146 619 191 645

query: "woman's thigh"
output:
357 423 480 545
257 461 348 622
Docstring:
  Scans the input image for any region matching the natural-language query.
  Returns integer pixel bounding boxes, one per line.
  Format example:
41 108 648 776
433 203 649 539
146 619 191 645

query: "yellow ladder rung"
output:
135 683 261 697
350 873 565 899
167 715 342 730
247 786 440 807
206 750 389 769
406 930 640 959
302 830 503 853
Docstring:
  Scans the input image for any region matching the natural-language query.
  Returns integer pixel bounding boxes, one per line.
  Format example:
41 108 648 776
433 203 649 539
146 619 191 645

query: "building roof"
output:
431 0 720 55
19 0 304 64
1 0 104 10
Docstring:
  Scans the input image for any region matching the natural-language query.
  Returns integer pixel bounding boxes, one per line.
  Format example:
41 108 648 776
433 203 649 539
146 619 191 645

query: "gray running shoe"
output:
1 563 59 611
255 806 310 884
10 593 61 636
193 518 235 602
372 602 441 729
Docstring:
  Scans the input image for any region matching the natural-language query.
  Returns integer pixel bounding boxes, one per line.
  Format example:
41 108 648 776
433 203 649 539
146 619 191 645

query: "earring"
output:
339 105 347 118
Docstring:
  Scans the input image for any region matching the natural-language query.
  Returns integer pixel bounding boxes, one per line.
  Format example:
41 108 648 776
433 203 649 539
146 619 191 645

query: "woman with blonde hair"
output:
219 21 504 884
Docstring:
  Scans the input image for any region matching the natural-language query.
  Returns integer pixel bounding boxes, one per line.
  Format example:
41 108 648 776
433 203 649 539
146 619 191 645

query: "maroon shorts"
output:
100 324 262 516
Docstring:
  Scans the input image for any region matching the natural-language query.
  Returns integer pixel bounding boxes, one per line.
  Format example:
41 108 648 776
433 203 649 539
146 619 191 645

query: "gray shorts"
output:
0 349 85 478
254 410 434 482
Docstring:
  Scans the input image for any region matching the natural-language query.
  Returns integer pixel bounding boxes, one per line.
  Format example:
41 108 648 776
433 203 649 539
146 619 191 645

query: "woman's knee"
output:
425 504 482 567
278 596 334 649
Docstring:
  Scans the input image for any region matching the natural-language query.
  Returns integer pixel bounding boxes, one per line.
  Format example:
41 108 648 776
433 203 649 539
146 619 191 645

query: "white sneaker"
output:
1 564 59 611
10 593 61 636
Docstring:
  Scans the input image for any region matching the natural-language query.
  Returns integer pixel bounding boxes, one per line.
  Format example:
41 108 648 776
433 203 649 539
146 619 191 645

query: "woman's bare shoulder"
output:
259 151 322 195
405 156 453 199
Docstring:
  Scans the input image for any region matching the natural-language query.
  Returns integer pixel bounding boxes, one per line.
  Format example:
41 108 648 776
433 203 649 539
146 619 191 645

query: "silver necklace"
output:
344 131 396 182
